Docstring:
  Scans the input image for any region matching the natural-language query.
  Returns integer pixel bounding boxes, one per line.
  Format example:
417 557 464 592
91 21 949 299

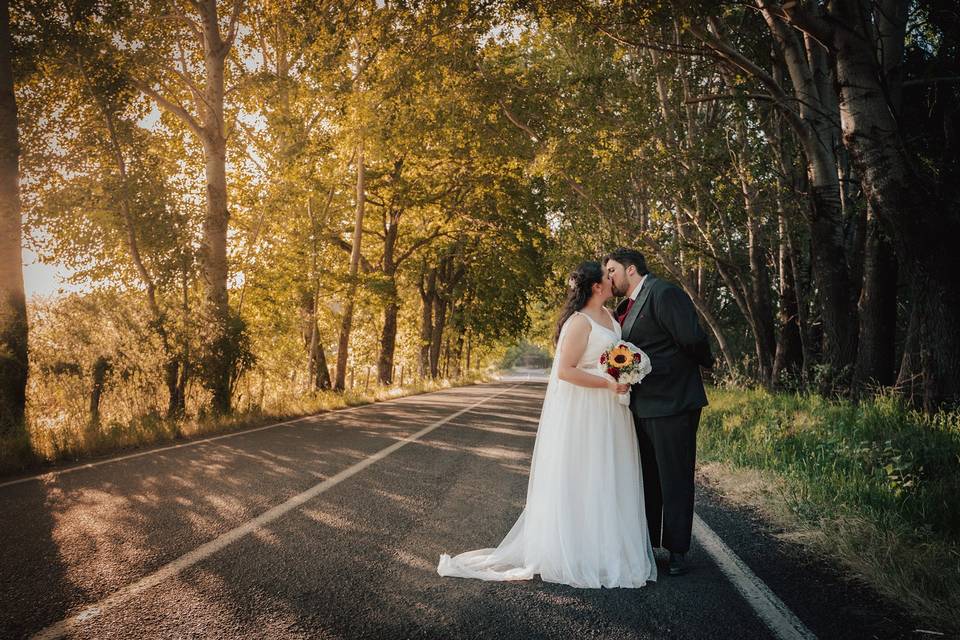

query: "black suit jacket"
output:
617 275 713 418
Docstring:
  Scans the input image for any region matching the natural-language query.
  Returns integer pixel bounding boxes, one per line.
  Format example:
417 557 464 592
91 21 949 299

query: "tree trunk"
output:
335 142 365 392
304 194 332 391
694 15 857 381
772 203 803 385
453 331 465 378
442 336 451 379
131 0 241 414
787 58 857 382
0 0 27 439
314 341 331 390
655 255 737 374
825 1 960 408
770 107 814 381
896 298 922 405
199 133 231 413
88 73 188 420
737 134 777 386
465 332 472 372
300 289 330 391
377 197 401 385
852 202 897 392
418 267 436 378
164 359 185 419
197 0 234 415
378 299 398 384
89 356 111 428
168 270 191 419
430 297 447 379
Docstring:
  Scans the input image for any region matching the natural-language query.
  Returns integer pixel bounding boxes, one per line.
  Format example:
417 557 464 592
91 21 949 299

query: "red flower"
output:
606 366 620 380
600 353 607 364
633 353 642 362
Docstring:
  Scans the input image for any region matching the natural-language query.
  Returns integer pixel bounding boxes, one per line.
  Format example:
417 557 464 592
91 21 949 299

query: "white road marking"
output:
0 386 489 490
0 416 324 490
693 513 817 640
30 384 518 640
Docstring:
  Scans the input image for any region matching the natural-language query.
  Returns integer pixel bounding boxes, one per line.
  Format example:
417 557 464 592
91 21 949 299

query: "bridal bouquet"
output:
599 341 652 405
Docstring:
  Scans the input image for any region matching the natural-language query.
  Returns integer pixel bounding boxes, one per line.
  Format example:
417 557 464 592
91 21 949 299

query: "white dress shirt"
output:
628 275 648 301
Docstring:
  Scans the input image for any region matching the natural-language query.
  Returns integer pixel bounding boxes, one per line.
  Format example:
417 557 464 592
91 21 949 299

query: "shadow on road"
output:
0 480 75 638
0 387 495 638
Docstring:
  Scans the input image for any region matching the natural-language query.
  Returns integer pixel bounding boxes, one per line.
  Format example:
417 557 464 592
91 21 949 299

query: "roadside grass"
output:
6 371 494 478
699 387 960 635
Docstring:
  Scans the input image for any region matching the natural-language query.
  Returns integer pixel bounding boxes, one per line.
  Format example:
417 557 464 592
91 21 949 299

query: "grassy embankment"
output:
699 387 960 634
0 371 494 477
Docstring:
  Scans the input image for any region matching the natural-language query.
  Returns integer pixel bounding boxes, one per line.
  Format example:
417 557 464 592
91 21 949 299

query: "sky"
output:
20 103 166 301
22 247 82 299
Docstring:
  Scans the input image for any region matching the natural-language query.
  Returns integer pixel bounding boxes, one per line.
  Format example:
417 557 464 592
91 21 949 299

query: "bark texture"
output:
0 0 27 438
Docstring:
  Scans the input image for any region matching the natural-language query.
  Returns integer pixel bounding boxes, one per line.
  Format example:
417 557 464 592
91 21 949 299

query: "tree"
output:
17 1 199 419
0 0 26 439
774 0 960 409
682 11 858 385
124 0 246 414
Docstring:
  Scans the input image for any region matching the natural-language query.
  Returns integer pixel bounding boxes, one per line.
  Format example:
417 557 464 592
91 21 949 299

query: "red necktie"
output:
617 297 635 325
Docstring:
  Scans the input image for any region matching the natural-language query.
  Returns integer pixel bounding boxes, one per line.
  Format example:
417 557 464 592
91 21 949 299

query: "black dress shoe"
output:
668 552 687 576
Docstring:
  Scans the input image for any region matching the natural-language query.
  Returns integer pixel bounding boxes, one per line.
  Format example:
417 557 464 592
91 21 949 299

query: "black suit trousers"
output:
635 409 701 553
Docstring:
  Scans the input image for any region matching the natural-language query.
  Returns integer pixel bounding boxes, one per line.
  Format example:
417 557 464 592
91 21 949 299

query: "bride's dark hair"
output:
555 261 604 344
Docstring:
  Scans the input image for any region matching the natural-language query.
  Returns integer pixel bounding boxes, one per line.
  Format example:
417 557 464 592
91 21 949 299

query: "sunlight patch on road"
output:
30 385 519 640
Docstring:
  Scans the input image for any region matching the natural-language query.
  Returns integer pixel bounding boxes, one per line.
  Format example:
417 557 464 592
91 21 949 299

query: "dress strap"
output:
573 310 593 323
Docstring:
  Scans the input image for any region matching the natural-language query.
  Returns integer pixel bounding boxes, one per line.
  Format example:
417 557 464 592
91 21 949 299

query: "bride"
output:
437 261 657 588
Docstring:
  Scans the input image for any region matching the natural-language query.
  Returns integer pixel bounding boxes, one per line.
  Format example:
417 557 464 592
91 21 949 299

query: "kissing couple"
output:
438 247 715 587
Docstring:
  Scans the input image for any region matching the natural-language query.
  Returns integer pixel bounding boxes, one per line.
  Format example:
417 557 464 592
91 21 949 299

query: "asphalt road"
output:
0 381 928 639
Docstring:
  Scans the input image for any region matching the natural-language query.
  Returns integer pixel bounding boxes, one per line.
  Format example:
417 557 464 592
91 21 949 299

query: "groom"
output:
603 247 714 576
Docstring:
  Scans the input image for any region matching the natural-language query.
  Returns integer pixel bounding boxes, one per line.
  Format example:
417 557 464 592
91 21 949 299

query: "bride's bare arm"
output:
556 315 627 392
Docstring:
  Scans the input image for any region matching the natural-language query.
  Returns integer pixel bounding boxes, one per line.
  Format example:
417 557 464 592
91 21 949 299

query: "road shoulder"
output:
695 465 936 639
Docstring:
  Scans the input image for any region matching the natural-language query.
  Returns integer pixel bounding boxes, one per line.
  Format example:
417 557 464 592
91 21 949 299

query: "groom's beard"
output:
612 281 626 297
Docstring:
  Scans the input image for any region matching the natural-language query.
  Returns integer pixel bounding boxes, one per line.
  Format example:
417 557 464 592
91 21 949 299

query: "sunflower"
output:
609 345 633 368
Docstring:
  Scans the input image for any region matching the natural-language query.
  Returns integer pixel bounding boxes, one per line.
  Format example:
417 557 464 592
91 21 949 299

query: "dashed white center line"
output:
30 385 519 640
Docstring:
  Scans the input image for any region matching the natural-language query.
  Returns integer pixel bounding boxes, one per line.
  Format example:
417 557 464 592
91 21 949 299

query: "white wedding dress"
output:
437 311 657 588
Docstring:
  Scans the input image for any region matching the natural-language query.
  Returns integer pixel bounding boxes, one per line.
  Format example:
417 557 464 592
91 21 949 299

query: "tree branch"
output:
775 0 836 50
903 76 960 87
164 1 204 49
497 98 540 143
395 227 449 268
225 0 245 49
686 23 808 137
131 77 205 140
594 24 720 58
172 41 210 112
685 92 777 104
329 234 373 273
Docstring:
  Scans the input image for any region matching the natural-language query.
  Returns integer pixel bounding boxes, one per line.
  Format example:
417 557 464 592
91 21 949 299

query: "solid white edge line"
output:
693 513 817 640
30 384 519 640
0 383 502 490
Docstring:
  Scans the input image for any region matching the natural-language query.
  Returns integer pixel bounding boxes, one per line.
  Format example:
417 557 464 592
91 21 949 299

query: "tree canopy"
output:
2 0 958 459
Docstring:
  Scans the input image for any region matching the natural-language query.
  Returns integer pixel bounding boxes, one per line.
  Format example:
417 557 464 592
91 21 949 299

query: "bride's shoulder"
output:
565 312 592 333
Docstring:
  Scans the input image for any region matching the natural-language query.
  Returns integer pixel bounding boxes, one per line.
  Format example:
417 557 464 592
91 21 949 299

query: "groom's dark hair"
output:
602 247 648 276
